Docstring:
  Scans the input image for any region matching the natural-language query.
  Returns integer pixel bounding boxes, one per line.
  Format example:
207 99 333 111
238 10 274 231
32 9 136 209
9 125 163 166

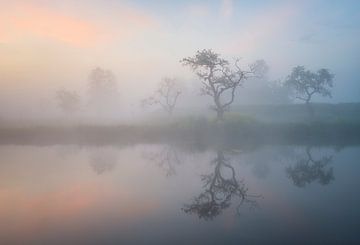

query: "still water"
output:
0 143 359 244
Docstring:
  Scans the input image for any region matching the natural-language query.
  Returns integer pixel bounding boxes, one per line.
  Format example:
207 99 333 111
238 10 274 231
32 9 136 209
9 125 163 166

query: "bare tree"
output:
181 49 266 120
285 66 334 117
142 77 182 116
56 89 80 113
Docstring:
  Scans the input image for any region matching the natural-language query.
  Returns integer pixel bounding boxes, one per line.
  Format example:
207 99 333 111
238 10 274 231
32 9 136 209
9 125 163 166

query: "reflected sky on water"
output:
0 143 359 244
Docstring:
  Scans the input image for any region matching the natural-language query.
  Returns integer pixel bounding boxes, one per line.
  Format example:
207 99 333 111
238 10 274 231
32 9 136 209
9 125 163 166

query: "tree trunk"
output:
216 109 224 121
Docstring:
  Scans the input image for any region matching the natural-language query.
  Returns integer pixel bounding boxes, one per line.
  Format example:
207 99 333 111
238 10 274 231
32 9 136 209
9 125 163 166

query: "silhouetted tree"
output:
181 49 266 120
142 77 182 116
286 146 334 187
88 67 119 115
183 150 257 220
285 66 334 117
56 89 80 113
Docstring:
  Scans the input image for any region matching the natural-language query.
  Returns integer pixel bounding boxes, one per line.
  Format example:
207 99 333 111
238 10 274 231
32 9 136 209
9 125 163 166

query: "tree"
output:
181 49 265 120
142 77 182 116
88 67 119 115
285 66 334 117
56 89 80 113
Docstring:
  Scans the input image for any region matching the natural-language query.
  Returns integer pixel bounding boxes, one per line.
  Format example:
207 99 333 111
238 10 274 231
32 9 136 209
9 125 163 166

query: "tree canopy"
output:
285 66 334 104
181 49 266 120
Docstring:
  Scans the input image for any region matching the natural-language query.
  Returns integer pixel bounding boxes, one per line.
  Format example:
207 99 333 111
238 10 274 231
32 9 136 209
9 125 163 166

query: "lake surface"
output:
0 143 359 244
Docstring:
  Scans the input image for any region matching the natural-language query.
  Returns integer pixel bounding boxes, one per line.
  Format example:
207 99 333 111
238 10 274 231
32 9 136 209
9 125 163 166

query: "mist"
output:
1 1 360 244
1 0 360 125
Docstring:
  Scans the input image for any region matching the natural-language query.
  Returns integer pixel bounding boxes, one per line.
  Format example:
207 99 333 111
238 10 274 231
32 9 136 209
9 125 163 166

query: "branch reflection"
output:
183 150 258 220
286 146 334 187
142 145 181 177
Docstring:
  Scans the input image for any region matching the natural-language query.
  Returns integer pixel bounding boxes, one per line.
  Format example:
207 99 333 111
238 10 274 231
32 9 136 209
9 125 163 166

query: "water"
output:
0 143 359 244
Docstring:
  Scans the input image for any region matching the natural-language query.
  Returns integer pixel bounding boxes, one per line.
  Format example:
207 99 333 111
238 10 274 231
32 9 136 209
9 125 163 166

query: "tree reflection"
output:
142 145 181 177
183 150 258 220
286 146 334 187
89 149 117 175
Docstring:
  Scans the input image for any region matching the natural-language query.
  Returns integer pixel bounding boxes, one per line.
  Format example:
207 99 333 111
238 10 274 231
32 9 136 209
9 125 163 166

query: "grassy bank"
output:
1 117 360 147
229 103 360 123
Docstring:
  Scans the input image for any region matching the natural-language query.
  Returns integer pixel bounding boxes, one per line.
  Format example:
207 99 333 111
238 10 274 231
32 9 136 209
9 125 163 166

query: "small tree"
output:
285 66 334 117
56 89 80 113
88 67 119 114
89 67 117 94
181 49 265 120
142 77 182 116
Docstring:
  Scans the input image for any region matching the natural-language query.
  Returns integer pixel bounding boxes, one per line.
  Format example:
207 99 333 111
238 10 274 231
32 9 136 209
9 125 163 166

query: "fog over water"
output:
1 1 360 244
1 0 360 124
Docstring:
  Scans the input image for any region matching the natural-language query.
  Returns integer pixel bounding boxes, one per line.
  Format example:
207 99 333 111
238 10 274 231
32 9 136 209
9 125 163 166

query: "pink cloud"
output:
0 2 159 47
0 3 101 47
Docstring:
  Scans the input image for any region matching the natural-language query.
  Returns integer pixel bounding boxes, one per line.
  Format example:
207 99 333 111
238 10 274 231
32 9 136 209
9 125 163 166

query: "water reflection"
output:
286 146 334 187
0 144 359 244
142 145 181 177
89 148 118 175
183 150 258 220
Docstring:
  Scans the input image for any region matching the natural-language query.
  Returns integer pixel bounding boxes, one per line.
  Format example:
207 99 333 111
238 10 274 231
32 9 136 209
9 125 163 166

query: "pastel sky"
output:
0 0 359 104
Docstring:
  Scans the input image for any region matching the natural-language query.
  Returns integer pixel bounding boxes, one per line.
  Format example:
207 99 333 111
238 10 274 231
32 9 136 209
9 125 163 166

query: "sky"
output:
0 0 359 115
